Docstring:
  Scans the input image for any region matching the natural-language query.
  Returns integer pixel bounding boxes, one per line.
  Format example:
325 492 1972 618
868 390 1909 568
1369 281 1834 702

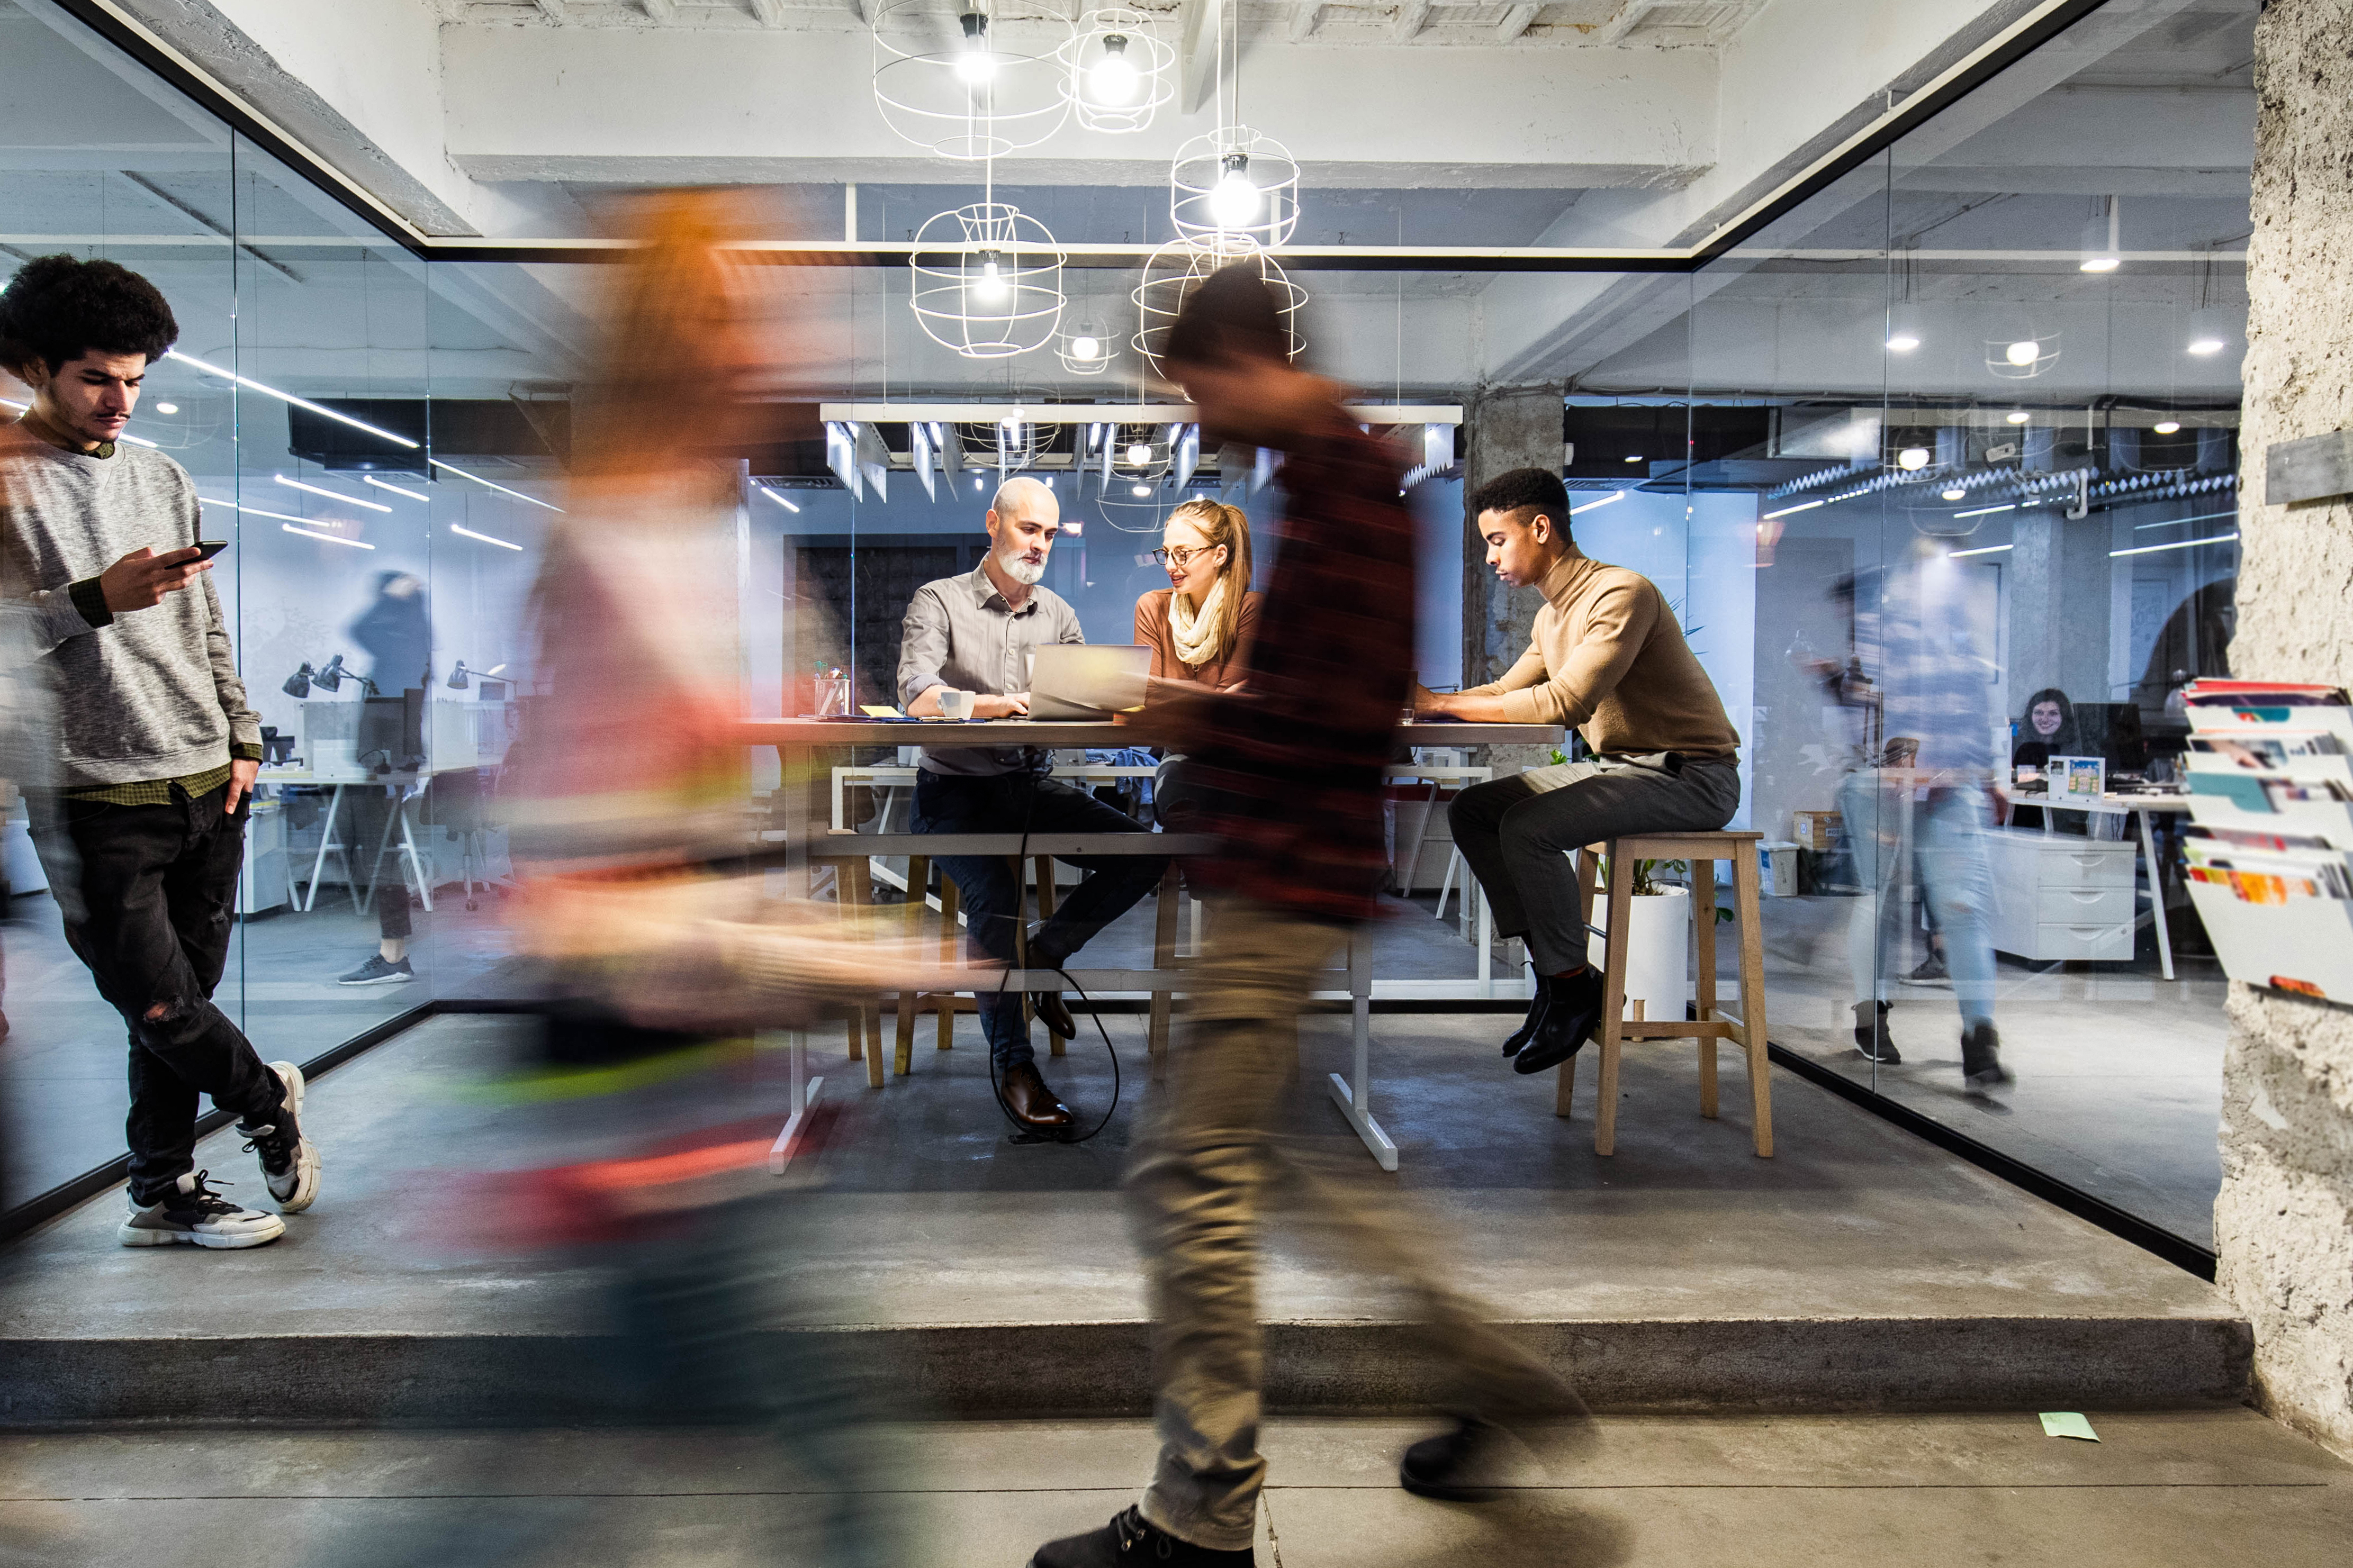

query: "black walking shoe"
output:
1852 1000 1899 1064
1903 953 1950 986
1400 1417 1516 1501
1512 967 1605 1075
1029 1506 1252 1567
1501 977 1551 1058
1961 1021 2014 1091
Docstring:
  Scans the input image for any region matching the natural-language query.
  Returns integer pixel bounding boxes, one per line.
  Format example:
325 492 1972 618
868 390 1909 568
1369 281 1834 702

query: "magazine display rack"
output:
2180 679 2353 1002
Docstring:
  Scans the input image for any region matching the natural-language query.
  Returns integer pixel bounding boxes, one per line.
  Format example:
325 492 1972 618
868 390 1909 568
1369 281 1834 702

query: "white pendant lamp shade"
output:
1133 234 1308 379
872 0 1072 160
1058 8 1175 133
911 203 1067 359
1170 129 1301 250
1056 316 1115 376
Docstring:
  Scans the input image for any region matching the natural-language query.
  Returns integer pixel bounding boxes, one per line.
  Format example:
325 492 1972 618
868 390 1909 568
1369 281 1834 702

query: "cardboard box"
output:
1792 810 1842 853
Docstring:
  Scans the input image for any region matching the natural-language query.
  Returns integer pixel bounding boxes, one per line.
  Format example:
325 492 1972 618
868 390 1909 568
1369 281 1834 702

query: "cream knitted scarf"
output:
1168 579 1229 668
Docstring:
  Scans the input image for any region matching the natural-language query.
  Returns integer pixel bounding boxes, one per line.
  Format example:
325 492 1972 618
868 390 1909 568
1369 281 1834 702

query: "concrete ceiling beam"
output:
1288 3 1321 44
1592 0 1663 47
1496 5 1539 44
1393 1 1430 43
642 0 677 21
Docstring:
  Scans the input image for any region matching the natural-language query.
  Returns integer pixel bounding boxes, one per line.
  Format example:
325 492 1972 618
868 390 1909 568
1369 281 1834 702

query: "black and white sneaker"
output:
240 1061 321 1212
118 1170 285 1249
338 954 415 986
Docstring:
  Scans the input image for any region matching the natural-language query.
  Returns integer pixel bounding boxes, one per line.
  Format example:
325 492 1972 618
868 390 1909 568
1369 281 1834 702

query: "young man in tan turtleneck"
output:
1414 466 1741 1077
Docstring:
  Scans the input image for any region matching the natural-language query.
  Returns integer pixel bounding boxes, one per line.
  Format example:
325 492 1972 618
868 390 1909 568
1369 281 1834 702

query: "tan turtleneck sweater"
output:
1462 548 1739 760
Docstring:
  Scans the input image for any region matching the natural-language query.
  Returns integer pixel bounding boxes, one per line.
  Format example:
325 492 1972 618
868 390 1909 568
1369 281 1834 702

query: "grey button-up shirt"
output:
897 561 1085 775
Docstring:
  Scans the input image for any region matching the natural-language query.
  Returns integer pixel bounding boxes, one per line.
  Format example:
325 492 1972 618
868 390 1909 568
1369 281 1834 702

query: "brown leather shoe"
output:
998 1061 1075 1129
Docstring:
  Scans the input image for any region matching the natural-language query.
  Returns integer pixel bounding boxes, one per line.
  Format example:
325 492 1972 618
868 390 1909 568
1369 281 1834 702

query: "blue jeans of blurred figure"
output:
912 770 1168 1068
1837 772 1997 1027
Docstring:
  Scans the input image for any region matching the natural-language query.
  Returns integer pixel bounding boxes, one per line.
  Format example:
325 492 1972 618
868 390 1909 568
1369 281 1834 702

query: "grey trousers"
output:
1448 754 1742 974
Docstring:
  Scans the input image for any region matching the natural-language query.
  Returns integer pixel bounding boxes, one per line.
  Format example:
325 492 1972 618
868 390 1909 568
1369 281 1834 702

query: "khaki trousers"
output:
1128 895 1571 1550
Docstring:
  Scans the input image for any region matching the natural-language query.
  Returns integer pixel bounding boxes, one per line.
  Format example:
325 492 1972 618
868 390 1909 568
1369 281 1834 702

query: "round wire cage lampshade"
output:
911 204 1067 360
1132 235 1308 378
957 415 1056 472
1056 7 1175 134
1056 317 1116 376
872 0 1072 161
1985 327 2060 380
1170 128 1301 250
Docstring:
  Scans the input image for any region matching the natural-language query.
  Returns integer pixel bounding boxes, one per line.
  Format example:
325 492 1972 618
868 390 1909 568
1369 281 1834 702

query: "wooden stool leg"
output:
937 877 960 1053
1149 863 1180 1079
1034 854 1068 1056
846 859 885 1090
1694 857 1719 1120
1594 848 1633 1157
1733 851 1774 1158
1555 845 1603 1119
896 856 928 1077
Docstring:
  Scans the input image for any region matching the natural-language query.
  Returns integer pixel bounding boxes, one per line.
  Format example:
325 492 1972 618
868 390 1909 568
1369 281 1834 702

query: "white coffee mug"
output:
937 688 975 721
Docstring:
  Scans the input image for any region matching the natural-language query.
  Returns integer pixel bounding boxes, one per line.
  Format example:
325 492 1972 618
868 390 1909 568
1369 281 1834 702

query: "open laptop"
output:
1029 643 1151 721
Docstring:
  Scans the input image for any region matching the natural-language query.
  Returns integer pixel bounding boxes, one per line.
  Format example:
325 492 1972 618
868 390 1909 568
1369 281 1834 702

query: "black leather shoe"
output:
1501 978 1552 1058
1033 989 1077 1040
1399 1417 1512 1501
1512 967 1604 1075
1030 1506 1253 1567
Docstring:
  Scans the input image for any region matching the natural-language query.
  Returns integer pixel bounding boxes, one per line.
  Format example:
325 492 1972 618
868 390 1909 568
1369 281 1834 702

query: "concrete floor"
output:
0 1410 2346 1566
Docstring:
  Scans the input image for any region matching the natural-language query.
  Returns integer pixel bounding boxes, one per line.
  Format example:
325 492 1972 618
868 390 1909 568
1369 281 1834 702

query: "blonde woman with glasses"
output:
1133 497 1260 694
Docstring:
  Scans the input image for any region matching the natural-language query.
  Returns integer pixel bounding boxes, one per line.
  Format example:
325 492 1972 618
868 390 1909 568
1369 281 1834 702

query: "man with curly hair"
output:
0 255 320 1249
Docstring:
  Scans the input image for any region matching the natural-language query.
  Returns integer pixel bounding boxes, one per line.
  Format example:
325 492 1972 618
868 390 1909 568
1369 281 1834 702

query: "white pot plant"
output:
1593 855 1714 1022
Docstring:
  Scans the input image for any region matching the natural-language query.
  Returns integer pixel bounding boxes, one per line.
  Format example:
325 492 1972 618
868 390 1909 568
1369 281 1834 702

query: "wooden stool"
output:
1556 830 1773 1158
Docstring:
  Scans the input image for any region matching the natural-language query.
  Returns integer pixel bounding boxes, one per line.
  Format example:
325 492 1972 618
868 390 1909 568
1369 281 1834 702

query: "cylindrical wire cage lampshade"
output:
872 0 1072 160
911 204 1067 360
1170 128 1301 250
1133 235 1308 378
1056 317 1116 376
1057 7 1176 134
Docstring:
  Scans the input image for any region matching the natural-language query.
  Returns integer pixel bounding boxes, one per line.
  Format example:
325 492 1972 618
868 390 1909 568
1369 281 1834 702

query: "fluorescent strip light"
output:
276 473 391 512
757 485 801 513
201 496 363 529
165 350 418 449
1948 543 2014 558
2133 508 2240 532
2110 532 2239 558
449 523 522 551
281 523 374 549
1761 499 1825 521
429 458 563 512
1953 503 2016 519
363 476 431 503
1573 491 1628 514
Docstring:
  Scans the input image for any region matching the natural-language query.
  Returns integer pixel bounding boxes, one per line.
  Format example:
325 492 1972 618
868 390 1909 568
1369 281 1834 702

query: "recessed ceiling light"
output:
2153 420 2182 435
1941 487 1967 502
1897 447 1930 471
1624 454 1643 464
1885 333 1921 352
1131 483 1151 497
2006 411 2031 425
2188 337 2226 356
153 402 178 414
2079 256 2120 274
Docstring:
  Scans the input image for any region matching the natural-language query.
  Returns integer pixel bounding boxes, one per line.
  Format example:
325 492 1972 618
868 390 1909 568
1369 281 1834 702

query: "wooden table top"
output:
739 719 1565 748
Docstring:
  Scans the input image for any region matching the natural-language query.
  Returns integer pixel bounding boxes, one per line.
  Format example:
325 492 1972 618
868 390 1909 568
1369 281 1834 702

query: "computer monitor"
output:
2071 701 2148 773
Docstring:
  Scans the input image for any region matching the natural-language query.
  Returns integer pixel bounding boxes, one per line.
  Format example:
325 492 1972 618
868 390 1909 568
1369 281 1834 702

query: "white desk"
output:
259 766 439 917
1994 785 2191 980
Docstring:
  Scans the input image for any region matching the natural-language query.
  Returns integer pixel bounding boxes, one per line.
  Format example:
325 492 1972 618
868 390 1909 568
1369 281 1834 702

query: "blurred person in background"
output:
1025 266 1587 1568
337 569 432 986
0 255 318 1249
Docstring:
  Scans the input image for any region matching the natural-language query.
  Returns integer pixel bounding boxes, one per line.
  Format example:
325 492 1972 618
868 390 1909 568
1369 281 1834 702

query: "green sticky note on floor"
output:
2040 1412 2099 1442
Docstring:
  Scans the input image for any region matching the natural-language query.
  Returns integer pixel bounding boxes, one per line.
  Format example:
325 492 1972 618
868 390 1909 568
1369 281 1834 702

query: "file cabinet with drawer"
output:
1985 829 2137 962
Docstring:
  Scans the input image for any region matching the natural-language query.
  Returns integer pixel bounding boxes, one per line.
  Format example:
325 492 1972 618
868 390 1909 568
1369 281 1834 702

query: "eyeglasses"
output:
1151 545 1220 568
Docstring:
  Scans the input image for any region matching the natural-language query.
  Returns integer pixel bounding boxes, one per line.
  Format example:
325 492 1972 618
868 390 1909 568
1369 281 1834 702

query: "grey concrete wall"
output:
2218 0 2353 1463
2007 513 2114 706
1461 385 1565 775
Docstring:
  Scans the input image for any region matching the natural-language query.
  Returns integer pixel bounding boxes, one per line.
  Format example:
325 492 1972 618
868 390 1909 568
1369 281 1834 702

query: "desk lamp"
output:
447 660 471 691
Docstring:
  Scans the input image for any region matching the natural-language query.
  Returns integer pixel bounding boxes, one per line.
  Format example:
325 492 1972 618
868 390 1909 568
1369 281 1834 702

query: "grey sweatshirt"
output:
0 432 261 788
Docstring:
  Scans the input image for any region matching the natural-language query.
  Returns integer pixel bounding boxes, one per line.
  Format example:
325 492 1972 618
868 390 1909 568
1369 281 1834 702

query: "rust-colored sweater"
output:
1462 549 1739 760
1133 587 1262 691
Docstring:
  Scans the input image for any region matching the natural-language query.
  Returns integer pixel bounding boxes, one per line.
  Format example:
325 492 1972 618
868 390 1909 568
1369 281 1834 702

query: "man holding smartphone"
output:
0 255 320 1249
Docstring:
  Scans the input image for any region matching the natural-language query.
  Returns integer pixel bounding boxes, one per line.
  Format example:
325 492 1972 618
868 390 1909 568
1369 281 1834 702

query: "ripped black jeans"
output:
28 784 285 1206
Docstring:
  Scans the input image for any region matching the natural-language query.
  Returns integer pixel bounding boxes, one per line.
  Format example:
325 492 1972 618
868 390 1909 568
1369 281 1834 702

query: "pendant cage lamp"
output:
1133 235 1308 379
1170 128 1301 250
1056 316 1116 376
1057 7 1175 133
1109 420 1177 482
910 203 1067 360
1985 322 2060 380
957 413 1056 473
872 0 1072 161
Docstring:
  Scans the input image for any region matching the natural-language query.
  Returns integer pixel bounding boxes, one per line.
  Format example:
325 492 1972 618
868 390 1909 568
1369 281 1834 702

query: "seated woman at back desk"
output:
1133 498 1260 695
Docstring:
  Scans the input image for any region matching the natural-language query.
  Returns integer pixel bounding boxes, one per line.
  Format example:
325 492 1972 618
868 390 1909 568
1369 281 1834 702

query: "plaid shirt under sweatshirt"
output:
1185 415 1417 926
0 418 263 803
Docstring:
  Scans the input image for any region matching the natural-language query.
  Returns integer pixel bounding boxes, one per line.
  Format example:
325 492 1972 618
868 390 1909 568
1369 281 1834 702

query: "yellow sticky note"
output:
2039 1412 2099 1442
860 705 904 719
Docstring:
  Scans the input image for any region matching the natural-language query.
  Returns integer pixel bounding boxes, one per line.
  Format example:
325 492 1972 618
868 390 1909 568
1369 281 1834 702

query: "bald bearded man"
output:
899 476 1168 1134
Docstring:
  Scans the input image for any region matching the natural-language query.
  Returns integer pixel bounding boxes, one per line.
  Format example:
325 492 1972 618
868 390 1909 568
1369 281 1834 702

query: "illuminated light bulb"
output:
1126 441 1152 465
1087 33 1140 105
154 402 179 414
971 252 1008 302
2005 339 2040 367
2006 411 2031 425
1071 334 1102 361
1897 447 1930 471
1624 454 1643 464
1209 152 1260 227
954 12 996 81
2153 420 2182 435
1886 333 1921 352
1941 488 1967 502
2079 256 2120 274
2188 337 2226 356
1131 483 1151 497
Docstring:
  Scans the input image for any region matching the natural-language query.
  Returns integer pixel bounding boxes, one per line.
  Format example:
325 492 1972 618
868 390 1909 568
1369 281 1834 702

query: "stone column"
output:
1460 384 1564 776
2217 0 2353 1462
2006 512 2112 703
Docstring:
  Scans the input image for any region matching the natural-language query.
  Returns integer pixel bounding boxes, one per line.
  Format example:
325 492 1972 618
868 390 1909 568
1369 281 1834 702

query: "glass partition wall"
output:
2 0 2256 1256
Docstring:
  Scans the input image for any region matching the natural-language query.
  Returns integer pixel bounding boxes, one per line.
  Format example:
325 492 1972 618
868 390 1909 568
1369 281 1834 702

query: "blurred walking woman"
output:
1133 498 1260 692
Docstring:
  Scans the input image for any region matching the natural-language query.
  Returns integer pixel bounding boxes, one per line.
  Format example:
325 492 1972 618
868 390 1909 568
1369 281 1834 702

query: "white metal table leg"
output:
2138 808 2175 982
300 784 344 913
1326 929 1398 1171
768 1027 825 1174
